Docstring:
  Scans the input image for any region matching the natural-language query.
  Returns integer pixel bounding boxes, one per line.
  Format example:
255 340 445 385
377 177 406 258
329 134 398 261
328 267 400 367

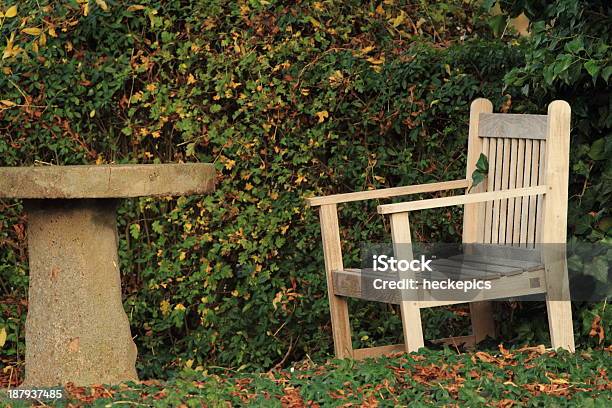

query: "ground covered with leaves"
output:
2 347 611 407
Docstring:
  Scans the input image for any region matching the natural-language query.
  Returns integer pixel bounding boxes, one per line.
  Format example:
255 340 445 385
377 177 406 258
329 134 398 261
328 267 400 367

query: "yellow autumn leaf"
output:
96 0 109 11
22 27 42 36
548 376 569 385
4 5 17 18
160 300 171 316
366 56 385 65
1 100 16 107
391 11 405 27
315 110 329 123
0 327 6 348
360 46 375 55
48 27 58 37
308 16 321 29
127 5 146 12
2 33 18 59
272 291 283 310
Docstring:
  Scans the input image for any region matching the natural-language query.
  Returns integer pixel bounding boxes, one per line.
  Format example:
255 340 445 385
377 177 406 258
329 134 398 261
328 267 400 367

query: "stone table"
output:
0 164 215 387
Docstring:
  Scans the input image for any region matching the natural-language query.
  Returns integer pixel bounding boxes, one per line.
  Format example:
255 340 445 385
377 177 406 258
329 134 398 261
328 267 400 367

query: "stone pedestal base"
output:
0 163 214 386
23 199 138 386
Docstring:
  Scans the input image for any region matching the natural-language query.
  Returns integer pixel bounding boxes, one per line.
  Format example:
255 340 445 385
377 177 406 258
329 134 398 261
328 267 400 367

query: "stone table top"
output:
0 163 215 199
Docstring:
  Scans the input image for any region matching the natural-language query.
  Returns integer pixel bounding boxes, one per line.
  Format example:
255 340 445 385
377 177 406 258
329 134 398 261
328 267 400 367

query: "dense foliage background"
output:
0 0 609 380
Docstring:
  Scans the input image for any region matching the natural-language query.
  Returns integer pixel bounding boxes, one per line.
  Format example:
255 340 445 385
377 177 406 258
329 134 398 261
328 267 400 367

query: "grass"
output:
1 346 610 407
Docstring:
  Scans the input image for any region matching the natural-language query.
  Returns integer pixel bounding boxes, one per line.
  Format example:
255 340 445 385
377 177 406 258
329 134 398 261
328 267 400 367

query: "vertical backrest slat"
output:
512 139 526 245
526 141 541 247
483 138 497 243
490 139 504 244
505 139 519 244
519 140 533 246
479 137 490 241
535 141 547 244
497 138 511 244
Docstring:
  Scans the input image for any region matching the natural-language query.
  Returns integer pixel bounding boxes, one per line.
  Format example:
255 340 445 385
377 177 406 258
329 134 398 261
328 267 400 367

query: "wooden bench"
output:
307 99 574 359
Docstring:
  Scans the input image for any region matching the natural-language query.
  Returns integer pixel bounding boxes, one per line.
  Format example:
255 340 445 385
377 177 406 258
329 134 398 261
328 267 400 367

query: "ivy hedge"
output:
0 0 609 379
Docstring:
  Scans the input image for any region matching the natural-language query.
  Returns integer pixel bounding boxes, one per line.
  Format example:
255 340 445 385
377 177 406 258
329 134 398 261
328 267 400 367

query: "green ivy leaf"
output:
130 223 141 240
488 15 506 38
586 256 608 284
475 153 488 172
584 60 600 79
481 0 497 11
470 153 489 191
602 66 612 83
543 64 555 85
564 37 584 54
554 54 574 76
152 220 164 234
588 138 606 160
471 171 485 188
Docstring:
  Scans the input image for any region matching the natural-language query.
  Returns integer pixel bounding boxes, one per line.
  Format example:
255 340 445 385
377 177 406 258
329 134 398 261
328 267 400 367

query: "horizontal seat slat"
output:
432 258 519 277
448 254 542 273
470 243 541 262
428 263 501 280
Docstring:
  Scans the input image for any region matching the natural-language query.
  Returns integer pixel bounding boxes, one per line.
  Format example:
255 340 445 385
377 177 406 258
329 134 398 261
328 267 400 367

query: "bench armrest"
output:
307 179 470 207
377 185 547 214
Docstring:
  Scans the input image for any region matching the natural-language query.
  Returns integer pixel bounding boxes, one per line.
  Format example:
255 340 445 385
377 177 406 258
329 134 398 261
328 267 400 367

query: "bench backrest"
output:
463 99 571 248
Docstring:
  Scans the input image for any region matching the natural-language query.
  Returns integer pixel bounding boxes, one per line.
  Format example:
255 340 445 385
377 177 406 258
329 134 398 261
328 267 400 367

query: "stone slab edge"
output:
0 163 215 198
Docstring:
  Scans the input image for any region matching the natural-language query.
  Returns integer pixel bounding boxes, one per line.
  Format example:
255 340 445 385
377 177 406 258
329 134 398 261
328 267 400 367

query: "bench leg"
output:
400 302 424 352
390 212 425 352
545 256 574 351
319 204 353 358
546 300 575 351
470 301 496 342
